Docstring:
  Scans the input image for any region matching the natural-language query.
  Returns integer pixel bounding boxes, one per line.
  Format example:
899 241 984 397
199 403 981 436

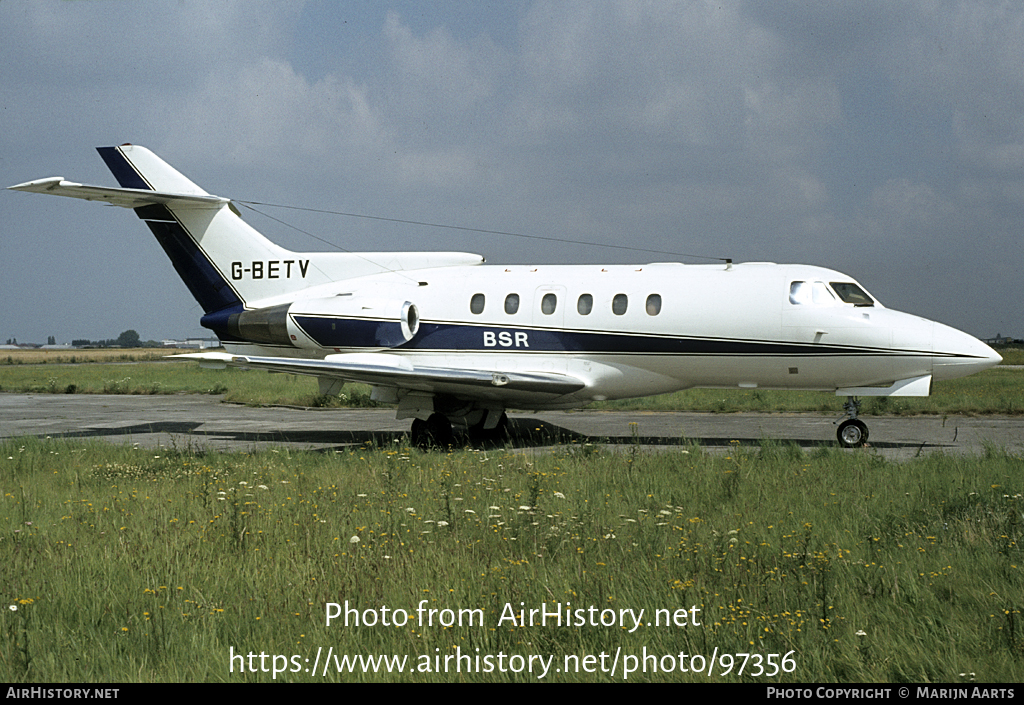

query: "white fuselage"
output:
222 260 998 409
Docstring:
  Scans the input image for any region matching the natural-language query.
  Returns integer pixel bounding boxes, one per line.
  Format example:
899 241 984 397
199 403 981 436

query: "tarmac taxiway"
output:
2 393 1022 459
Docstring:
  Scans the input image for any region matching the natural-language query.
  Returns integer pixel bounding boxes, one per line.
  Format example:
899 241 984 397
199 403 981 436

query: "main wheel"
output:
411 414 455 450
410 418 427 450
837 419 869 447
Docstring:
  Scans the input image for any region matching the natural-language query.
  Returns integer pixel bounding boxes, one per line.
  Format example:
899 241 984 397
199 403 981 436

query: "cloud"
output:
4 1 1024 339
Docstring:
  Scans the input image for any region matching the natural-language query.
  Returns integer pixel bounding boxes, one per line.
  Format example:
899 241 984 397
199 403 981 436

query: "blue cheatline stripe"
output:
292 315 407 348
134 204 243 316
291 317 937 357
96 146 150 190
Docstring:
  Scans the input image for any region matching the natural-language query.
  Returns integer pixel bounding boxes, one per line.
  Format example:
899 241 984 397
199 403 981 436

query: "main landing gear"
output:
410 414 455 450
835 396 869 448
409 412 512 450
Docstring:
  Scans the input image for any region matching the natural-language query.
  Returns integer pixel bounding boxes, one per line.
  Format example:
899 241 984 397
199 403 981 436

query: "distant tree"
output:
47 335 56 345
116 330 141 348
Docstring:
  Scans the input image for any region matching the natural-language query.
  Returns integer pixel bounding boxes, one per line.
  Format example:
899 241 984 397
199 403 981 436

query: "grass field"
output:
2 436 1022 682
0 348 171 365
2 346 1023 682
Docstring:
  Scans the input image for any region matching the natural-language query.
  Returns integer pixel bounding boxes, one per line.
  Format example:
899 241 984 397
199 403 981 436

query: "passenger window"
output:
646 294 661 316
504 293 520 315
470 293 485 314
541 293 557 315
612 293 628 315
577 293 593 315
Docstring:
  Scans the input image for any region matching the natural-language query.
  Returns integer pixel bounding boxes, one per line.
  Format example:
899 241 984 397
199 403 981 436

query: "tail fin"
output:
10 144 306 315
9 145 488 326
97 145 299 314
97 144 208 194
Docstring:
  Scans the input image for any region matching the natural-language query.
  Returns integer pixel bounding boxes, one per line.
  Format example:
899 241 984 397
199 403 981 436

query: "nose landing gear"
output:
835 397 869 447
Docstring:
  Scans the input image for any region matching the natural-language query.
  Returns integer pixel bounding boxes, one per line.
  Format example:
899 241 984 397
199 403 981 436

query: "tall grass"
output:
2 436 1022 682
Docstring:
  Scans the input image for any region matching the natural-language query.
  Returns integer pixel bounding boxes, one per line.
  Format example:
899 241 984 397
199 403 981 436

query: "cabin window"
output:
504 293 520 315
612 293 628 315
541 293 557 315
830 282 874 307
470 293 485 314
577 294 593 315
789 281 836 306
646 294 662 316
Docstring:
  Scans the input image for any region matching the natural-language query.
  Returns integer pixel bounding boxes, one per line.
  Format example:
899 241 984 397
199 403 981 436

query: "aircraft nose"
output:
931 324 1002 380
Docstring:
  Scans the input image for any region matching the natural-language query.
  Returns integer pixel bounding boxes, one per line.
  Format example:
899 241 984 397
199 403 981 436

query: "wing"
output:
173 351 586 401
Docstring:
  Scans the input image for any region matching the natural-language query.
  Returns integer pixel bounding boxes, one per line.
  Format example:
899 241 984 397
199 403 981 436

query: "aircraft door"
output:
532 285 569 361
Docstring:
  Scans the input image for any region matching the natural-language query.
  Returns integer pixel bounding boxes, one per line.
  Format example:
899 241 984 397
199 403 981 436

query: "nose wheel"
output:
837 418 869 447
835 397 869 447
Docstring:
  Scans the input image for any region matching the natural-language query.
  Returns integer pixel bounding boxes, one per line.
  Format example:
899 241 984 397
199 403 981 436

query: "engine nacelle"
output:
227 303 292 345
223 295 421 350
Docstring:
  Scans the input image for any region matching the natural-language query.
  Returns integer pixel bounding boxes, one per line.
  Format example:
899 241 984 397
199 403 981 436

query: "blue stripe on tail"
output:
97 146 244 320
134 205 243 315
96 146 151 190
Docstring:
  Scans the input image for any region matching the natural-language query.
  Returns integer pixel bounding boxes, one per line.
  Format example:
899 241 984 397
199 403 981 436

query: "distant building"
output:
984 334 1017 345
161 337 221 350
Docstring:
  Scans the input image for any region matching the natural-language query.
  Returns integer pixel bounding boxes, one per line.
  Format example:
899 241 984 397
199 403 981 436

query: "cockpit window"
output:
789 281 836 306
829 282 874 307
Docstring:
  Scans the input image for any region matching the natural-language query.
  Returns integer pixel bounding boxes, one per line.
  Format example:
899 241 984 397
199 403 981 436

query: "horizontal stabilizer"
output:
7 177 228 209
172 352 586 397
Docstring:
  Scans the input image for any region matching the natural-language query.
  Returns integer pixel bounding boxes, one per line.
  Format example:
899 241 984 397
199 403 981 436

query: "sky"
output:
2 0 1023 343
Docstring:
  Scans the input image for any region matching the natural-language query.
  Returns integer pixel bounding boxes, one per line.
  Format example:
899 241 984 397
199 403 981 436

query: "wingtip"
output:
8 176 65 192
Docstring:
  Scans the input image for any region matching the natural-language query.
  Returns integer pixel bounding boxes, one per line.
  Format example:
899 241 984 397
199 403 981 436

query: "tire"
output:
410 417 428 450
412 413 455 450
837 419 869 447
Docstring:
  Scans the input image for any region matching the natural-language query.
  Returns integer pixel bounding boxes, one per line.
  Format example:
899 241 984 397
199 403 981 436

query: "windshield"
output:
829 282 874 306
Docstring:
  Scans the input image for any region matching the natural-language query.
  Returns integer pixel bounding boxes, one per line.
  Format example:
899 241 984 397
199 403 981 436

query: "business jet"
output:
9 145 1002 448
